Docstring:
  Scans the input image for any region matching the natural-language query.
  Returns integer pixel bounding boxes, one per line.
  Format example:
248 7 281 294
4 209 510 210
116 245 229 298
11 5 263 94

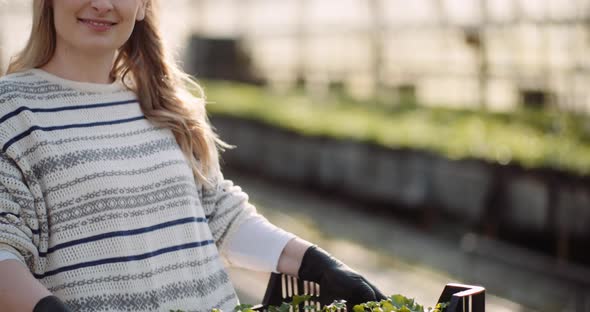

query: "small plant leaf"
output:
291 295 313 306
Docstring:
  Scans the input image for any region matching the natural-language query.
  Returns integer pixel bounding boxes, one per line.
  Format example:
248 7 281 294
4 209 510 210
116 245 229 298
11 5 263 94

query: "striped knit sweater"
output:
0 69 257 311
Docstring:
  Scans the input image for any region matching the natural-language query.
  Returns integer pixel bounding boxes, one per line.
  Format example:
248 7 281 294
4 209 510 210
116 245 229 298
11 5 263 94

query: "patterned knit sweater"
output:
0 69 257 311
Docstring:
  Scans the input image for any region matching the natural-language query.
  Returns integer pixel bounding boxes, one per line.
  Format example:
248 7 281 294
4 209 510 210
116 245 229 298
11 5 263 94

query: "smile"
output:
77 18 118 30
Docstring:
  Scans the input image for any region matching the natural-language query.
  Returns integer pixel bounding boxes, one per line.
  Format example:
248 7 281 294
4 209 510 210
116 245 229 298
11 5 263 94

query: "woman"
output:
0 1 385 311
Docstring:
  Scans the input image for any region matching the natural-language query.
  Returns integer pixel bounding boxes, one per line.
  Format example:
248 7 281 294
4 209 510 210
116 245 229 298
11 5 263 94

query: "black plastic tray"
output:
252 273 485 312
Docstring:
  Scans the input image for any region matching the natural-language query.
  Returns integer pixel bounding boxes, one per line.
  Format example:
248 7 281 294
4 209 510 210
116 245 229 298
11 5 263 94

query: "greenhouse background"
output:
2 0 590 112
3 1 590 311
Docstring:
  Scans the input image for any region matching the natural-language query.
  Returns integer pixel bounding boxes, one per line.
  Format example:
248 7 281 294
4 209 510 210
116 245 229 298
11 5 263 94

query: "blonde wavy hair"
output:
7 0 228 187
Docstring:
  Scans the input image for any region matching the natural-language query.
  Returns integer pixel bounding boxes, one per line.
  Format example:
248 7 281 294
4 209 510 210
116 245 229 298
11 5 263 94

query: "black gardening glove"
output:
33 295 73 312
298 245 386 310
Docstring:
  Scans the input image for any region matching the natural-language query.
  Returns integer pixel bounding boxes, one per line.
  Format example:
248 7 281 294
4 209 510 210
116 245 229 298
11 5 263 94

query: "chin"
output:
78 41 124 54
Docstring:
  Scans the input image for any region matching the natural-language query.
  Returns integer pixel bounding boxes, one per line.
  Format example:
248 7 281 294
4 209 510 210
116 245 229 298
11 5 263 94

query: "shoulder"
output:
0 69 42 89
0 70 58 146
0 69 37 83
0 69 49 107
0 69 96 113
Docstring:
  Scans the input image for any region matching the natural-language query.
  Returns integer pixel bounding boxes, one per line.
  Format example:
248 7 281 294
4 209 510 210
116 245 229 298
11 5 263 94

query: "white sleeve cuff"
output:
223 214 296 273
0 250 25 264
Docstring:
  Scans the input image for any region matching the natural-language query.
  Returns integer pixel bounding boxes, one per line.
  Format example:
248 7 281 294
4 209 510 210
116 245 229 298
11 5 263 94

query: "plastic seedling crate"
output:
437 283 485 312
252 273 485 312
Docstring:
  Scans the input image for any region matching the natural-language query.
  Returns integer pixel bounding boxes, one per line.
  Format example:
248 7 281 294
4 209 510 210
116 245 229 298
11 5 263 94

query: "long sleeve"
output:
0 152 40 268
0 250 24 263
223 214 296 272
200 170 257 251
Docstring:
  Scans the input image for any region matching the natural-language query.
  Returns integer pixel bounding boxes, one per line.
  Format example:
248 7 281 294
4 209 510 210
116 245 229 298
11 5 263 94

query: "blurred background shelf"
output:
225 169 588 312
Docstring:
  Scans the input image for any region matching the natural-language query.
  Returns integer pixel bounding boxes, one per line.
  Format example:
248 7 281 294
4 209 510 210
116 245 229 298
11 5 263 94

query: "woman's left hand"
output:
298 245 386 309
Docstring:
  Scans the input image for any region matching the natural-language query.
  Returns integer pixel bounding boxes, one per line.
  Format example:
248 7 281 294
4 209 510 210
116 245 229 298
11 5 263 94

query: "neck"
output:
41 46 117 84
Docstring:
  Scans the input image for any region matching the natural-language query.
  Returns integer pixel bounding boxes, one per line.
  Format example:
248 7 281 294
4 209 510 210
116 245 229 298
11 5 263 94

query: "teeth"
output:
82 20 112 26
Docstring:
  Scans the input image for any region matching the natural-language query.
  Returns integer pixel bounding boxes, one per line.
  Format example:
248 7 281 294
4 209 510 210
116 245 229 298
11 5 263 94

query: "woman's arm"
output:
201 171 257 250
277 239 386 310
201 171 384 308
0 259 51 312
0 153 71 311
223 215 297 272
276 237 312 277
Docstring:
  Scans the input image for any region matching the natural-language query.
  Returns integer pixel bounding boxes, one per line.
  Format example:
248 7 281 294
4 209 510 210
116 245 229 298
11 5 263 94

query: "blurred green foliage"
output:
200 80 590 176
